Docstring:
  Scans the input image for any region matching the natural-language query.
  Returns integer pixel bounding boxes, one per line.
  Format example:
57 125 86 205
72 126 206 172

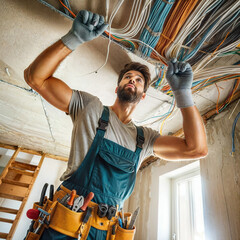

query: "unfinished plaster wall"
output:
201 103 240 240
128 101 240 240
128 159 195 240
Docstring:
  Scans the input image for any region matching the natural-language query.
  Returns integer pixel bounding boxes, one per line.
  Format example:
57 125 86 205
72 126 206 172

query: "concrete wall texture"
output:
128 101 240 240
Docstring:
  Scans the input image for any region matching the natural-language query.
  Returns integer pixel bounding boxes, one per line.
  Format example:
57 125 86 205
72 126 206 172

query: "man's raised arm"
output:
153 59 208 160
24 10 108 113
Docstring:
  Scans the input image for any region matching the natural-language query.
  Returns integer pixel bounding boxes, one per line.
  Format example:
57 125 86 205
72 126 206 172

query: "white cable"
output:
166 0 240 69
105 0 110 22
106 0 153 39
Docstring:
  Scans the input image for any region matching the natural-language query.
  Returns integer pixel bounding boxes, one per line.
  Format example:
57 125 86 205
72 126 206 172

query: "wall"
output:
201 103 240 240
128 101 240 240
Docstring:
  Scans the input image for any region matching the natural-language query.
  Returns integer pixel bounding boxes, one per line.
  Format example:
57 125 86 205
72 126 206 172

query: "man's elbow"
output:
191 146 208 159
24 66 32 86
24 66 41 90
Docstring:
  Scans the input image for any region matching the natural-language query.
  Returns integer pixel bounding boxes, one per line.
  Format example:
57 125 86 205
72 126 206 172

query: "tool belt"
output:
25 185 136 240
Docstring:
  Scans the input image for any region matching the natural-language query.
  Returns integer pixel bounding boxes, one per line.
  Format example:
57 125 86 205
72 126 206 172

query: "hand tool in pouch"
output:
78 207 93 239
121 208 125 228
58 193 70 206
107 205 117 220
72 195 84 212
97 203 108 218
66 190 77 209
33 208 50 234
80 192 94 212
49 184 54 201
26 183 48 233
128 207 140 229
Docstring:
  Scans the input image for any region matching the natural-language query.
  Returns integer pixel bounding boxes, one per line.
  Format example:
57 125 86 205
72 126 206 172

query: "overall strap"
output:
97 106 109 132
135 126 144 154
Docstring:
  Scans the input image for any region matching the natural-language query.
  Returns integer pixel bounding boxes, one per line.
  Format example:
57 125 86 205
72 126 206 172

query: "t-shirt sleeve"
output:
139 127 160 165
68 90 100 122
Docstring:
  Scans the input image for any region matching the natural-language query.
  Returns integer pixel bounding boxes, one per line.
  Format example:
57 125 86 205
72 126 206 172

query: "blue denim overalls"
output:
40 106 144 239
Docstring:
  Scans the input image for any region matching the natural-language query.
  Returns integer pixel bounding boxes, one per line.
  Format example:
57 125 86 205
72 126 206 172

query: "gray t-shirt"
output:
60 90 160 181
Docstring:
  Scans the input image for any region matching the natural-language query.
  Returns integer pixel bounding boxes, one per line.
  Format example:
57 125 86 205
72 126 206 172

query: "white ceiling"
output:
0 0 239 158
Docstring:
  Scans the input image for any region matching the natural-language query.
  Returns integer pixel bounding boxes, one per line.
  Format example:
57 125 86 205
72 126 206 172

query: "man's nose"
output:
129 78 135 84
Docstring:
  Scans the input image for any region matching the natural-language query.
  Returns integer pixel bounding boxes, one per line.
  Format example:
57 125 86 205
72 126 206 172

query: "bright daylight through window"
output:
172 172 205 240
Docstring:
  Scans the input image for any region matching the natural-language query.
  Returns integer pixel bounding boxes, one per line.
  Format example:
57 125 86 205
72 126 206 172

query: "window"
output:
172 170 205 240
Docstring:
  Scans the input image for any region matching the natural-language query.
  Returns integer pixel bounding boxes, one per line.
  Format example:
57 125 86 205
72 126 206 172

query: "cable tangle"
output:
48 0 240 130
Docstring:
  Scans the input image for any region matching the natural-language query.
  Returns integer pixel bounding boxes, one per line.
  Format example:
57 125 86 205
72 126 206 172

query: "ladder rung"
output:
0 207 18 214
11 161 37 171
8 167 34 176
0 193 24 201
0 232 8 239
2 179 30 188
0 217 14 224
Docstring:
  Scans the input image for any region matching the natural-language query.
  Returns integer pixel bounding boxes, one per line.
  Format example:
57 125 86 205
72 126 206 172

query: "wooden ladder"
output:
0 147 45 239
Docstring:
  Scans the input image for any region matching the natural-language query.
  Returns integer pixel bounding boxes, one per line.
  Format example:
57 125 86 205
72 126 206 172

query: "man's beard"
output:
117 85 143 103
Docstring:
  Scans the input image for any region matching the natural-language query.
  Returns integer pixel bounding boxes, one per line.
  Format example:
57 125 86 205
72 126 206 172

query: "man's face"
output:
116 70 146 103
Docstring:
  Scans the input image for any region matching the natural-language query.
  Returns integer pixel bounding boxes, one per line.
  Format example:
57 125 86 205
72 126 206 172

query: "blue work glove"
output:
61 10 108 51
166 58 194 108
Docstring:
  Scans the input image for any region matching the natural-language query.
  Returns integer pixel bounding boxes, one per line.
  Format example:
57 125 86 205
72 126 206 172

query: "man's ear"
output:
115 87 118 94
141 92 146 100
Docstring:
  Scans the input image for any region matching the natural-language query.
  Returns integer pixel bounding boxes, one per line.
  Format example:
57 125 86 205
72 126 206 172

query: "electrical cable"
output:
151 0 199 60
231 112 240 156
138 0 175 58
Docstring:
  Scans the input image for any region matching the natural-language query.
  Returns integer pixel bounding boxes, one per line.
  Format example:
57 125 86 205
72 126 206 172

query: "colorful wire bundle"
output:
54 0 240 131
138 0 175 57
150 0 199 61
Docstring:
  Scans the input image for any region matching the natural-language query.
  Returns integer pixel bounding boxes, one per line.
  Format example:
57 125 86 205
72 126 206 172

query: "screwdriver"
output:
80 192 94 212
66 190 76 209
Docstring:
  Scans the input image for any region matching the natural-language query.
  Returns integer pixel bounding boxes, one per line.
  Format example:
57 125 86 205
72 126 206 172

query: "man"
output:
24 10 207 240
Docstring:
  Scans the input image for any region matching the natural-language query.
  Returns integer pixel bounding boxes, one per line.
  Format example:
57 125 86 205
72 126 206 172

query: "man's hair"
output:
118 62 151 92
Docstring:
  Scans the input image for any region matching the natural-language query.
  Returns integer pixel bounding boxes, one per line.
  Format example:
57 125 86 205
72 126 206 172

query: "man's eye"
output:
137 78 142 82
126 76 130 79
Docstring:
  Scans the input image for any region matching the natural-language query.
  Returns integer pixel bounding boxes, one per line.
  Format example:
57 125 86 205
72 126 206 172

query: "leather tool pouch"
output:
49 201 91 239
25 200 52 240
115 223 136 240
25 232 41 240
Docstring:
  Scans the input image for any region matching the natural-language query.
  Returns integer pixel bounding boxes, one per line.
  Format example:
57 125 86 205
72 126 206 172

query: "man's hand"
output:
61 10 108 51
166 58 194 108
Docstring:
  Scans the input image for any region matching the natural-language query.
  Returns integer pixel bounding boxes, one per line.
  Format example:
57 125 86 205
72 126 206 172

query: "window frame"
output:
171 169 203 240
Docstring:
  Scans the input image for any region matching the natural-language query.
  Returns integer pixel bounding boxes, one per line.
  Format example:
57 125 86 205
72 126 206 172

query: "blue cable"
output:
231 112 240 155
134 95 175 124
138 0 175 57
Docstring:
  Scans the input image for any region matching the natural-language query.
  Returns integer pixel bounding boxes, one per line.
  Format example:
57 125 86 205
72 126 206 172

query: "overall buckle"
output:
137 135 144 149
97 119 108 131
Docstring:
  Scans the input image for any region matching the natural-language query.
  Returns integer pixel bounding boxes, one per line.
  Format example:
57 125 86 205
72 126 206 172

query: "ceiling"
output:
0 0 239 158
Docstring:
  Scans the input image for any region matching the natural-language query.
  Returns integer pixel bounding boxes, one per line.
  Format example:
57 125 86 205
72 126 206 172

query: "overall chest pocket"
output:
90 139 137 199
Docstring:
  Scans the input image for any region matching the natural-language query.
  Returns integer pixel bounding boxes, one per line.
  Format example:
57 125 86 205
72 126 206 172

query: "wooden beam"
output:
0 143 68 162
0 143 16 150
7 154 46 240
0 207 18 214
0 193 24 201
0 218 14 224
2 179 30 188
11 162 37 171
45 153 68 162
0 233 8 239
8 167 34 177
0 148 20 185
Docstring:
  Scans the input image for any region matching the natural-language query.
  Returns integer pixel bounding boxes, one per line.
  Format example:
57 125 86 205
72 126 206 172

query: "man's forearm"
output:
181 106 207 154
25 40 72 88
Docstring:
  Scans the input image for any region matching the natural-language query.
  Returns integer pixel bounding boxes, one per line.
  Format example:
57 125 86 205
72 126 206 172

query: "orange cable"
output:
215 83 220 113
59 0 76 18
211 32 230 56
151 0 199 60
